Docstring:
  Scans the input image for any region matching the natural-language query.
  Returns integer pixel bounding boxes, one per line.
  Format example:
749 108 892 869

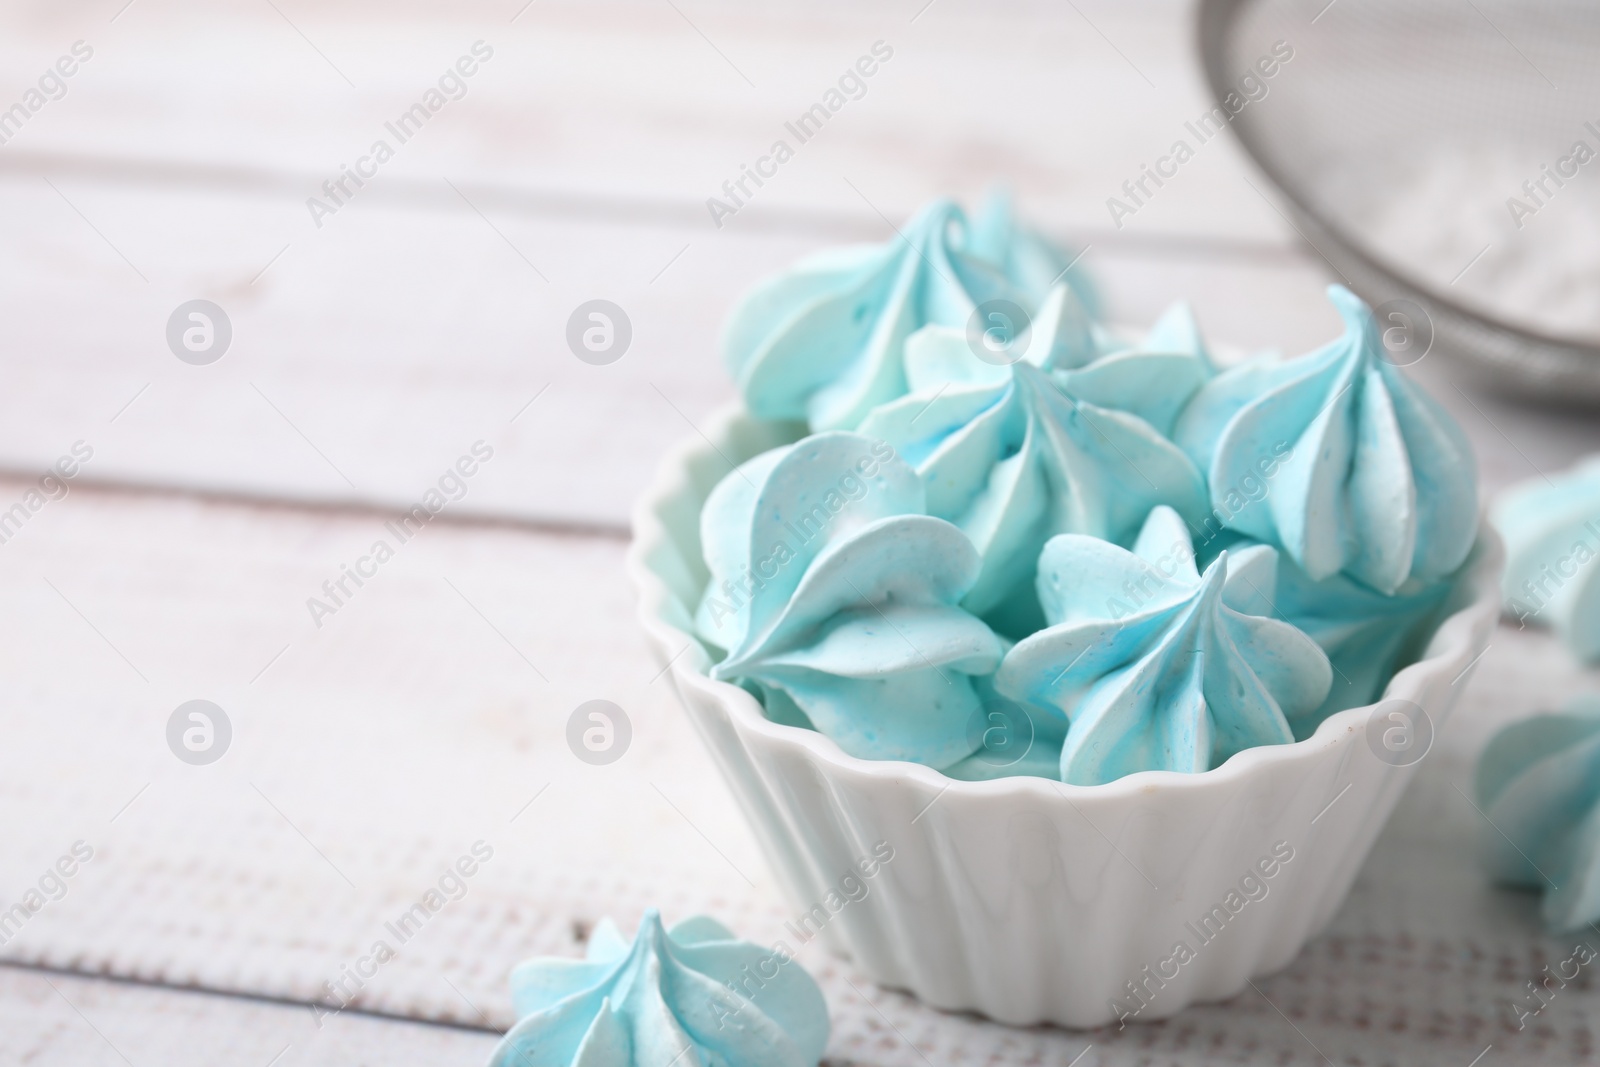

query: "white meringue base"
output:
628 404 1502 1029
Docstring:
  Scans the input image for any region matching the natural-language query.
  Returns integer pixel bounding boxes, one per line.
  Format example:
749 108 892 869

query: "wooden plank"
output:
15 0 1582 525
0 0 1296 246
2 158 1593 529
0 164 1351 529
2 161 1591 532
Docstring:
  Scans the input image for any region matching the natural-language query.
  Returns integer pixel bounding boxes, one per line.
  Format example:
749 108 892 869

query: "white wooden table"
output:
3 2 1600 1064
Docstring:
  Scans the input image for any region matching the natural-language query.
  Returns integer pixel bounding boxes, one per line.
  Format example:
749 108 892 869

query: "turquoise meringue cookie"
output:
1492 454 1600 663
966 187 1098 313
1057 303 1213 438
856 286 1209 636
997 506 1333 785
1272 551 1455 729
488 910 829 1067
1193 527 1461 727
696 431 1003 767
941 673 1068 781
1476 696 1600 932
1083 300 1216 434
1175 285 1478 595
722 190 1093 432
1132 300 1214 369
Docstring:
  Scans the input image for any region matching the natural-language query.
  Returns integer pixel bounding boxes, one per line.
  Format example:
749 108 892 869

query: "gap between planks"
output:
0 469 632 541
0 148 1316 268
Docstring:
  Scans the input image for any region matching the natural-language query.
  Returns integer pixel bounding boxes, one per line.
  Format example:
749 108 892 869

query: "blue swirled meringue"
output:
488 910 829 1067
1174 285 1478 595
696 431 1002 767
856 285 1209 636
997 506 1332 785
1136 300 1213 365
1064 301 1216 437
1492 454 1600 663
722 190 1093 432
942 673 1068 781
966 187 1097 311
1476 696 1600 931
1269 546 1455 728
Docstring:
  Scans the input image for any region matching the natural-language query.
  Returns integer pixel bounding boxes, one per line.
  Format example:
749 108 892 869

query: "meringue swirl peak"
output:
697 431 1003 768
489 910 829 1067
998 506 1333 785
722 190 1092 432
1175 284 1477 594
857 284 1209 635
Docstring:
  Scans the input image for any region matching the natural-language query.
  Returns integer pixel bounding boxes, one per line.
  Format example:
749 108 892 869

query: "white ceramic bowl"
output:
627 404 1503 1029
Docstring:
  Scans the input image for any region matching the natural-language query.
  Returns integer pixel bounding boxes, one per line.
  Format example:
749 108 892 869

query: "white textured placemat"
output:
0 968 501 1067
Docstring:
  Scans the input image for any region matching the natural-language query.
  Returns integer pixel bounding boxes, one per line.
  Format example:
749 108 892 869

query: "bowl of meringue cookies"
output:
629 192 1503 1027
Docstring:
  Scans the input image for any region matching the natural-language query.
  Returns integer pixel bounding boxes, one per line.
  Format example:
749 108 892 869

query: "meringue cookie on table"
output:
488 910 829 1067
1492 453 1600 663
722 190 1092 432
1175 284 1478 595
1476 696 1600 932
998 506 1333 785
857 285 1209 636
696 431 1002 768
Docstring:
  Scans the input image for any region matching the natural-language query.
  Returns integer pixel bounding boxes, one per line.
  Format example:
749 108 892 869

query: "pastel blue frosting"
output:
1270 553 1454 727
1122 299 1215 372
1194 530 1459 728
696 431 1003 768
1064 299 1216 436
489 911 829 1067
697 275 1475 784
1477 696 1600 932
940 673 1068 782
1492 454 1600 663
722 191 1095 432
856 285 1209 636
997 506 1333 785
1175 285 1478 595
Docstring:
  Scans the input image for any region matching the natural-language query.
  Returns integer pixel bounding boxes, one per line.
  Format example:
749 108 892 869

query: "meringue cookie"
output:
998 506 1333 785
489 910 829 1067
1175 285 1478 594
941 673 1068 781
1492 454 1600 663
1053 302 1212 438
857 286 1208 636
722 191 1092 432
1136 300 1214 368
697 432 1003 767
1476 696 1600 931
966 187 1098 311
1272 552 1456 728
1195 526 1463 724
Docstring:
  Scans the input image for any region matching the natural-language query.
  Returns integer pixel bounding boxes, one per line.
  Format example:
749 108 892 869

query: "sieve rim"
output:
1195 0 1600 403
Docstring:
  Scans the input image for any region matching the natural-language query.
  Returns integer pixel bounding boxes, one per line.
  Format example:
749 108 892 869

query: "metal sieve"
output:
1197 0 1600 404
